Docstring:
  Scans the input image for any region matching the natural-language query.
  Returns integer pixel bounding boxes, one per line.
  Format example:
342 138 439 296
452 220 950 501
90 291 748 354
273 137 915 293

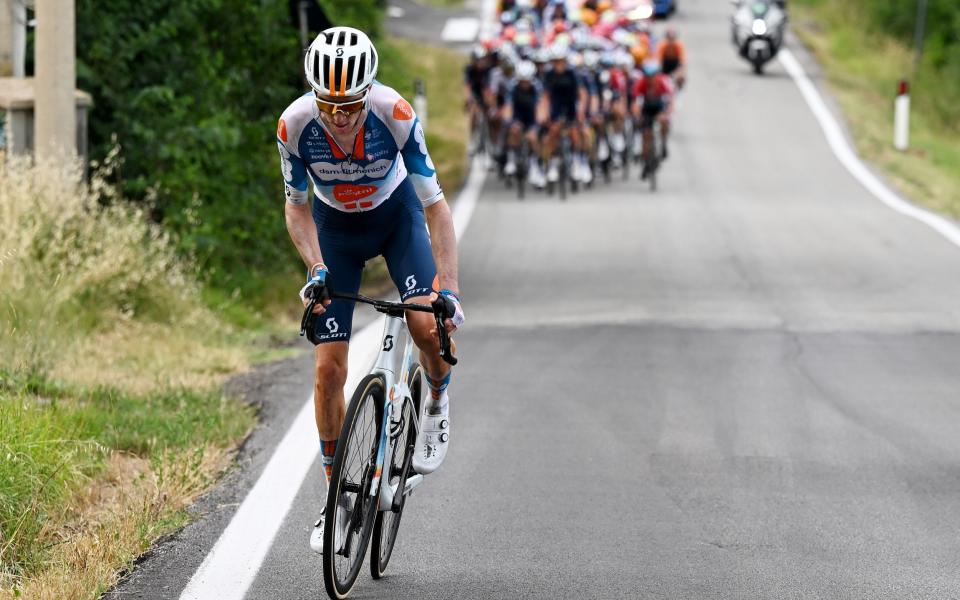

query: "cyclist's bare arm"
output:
424 197 459 297
536 95 549 124
285 202 324 272
285 202 328 313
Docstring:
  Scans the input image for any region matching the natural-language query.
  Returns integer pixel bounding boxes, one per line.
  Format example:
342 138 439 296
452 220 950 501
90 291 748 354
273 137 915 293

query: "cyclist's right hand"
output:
299 266 331 314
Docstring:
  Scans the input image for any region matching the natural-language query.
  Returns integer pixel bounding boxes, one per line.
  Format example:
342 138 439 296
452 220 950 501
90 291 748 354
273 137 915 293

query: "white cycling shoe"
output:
412 398 450 475
310 493 352 554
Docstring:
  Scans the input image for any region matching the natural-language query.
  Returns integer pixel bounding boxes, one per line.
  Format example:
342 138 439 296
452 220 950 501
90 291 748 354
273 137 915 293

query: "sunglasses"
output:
315 92 367 116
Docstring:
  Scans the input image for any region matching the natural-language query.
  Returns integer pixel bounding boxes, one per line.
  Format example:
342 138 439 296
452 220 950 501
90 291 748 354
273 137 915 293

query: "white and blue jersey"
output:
276 83 443 344
277 82 443 212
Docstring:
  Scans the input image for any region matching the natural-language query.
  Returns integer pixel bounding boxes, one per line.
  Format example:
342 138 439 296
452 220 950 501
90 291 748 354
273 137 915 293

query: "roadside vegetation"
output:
0 157 256 599
1 1 466 597
791 0 960 218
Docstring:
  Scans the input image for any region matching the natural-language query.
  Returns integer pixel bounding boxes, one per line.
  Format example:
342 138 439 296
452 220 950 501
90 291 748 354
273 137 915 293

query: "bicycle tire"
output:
370 364 423 579
323 374 386 599
558 160 567 200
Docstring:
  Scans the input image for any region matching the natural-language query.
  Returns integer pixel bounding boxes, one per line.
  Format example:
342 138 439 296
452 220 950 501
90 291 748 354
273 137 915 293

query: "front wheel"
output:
323 374 386 599
370 365 423 579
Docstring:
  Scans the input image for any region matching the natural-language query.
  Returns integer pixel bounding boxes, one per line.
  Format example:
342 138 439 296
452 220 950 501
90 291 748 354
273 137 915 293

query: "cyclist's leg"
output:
506 120 522 149
659 109 671 158
380 181 455 473
310 203 367 448
378 181 453 375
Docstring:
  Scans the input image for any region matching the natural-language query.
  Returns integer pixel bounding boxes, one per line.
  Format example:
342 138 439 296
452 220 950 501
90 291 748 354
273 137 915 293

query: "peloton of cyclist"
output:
278 27 465 554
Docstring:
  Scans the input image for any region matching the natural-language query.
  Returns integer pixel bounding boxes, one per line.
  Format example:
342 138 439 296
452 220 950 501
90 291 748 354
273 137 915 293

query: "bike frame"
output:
367 314 426 512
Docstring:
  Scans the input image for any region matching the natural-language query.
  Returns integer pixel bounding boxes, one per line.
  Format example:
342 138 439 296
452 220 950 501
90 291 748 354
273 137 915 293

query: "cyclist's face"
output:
316 92 366 133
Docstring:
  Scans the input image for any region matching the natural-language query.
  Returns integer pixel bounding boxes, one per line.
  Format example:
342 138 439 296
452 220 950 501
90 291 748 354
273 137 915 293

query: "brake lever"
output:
299 297 317 338
431 295 459 366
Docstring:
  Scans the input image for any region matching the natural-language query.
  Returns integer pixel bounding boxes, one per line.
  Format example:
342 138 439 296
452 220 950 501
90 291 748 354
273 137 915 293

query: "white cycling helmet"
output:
516 60 537 81
583 50 600 69
550 42 570 61
304 27 378 98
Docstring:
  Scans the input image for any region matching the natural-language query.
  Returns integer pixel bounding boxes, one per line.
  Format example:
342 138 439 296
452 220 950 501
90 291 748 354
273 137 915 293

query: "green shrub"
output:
76 0 306 295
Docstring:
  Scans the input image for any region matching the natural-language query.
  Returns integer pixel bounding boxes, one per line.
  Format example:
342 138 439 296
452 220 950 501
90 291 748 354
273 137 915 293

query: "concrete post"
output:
894 80 910 151
34 0 75 156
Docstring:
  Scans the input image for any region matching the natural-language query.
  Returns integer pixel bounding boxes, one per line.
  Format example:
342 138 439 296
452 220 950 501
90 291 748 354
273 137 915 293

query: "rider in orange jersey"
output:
655 27 687 89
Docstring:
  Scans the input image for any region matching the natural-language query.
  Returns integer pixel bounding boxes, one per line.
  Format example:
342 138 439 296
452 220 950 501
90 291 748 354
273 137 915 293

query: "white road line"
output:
779 48 960 249
179 159 487 600
441 17 480 43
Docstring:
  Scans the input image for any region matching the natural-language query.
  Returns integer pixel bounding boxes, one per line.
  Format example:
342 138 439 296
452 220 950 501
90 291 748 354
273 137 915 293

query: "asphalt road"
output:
109 0 960 598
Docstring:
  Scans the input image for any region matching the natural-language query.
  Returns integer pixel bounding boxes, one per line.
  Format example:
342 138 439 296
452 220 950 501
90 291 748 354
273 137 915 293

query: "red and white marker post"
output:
894 79 910 151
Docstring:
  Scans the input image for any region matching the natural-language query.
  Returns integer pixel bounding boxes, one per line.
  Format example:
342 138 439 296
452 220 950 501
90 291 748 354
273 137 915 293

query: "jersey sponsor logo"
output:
277 119 288 142
405 275 417 291
333 184 377 203
311 159 393 182
392 98 414 121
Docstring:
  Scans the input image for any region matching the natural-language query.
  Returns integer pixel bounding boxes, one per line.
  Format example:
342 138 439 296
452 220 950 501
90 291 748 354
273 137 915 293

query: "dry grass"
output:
791 3 960 219
0 447 233 600
0 153 249 394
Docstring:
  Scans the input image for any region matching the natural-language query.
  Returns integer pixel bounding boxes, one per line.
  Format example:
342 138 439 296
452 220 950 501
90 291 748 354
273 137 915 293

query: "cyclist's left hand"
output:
430 289 464 335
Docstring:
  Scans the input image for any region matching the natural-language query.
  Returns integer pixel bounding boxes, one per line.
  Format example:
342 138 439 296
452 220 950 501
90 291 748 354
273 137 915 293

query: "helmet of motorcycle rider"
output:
516 60 537 81
642 59 661 77
304 27 378 98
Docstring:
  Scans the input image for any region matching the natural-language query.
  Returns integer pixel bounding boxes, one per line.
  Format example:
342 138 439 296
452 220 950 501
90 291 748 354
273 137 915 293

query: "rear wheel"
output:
370 366 423 579
323 374 385 599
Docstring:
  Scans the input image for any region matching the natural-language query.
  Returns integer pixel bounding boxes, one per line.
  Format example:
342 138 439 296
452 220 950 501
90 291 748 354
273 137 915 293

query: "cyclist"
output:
542 43 590 184
631 58 674 177
487 46 518 172
503 59 547 187
656 27 687 89
464 45 495 154
278 27 465 554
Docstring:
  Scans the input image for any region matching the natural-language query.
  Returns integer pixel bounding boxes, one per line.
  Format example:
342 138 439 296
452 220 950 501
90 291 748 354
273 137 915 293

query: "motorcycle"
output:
730 0 787 74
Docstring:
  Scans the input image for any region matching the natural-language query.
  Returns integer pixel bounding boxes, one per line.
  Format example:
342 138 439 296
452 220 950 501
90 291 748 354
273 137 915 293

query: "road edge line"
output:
179 156 486 600
778 48 960 249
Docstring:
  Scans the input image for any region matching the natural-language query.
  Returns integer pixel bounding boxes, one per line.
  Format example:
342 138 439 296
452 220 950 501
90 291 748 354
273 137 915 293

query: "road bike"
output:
640 119 662 192
547 127 576 201
300 289 457 599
